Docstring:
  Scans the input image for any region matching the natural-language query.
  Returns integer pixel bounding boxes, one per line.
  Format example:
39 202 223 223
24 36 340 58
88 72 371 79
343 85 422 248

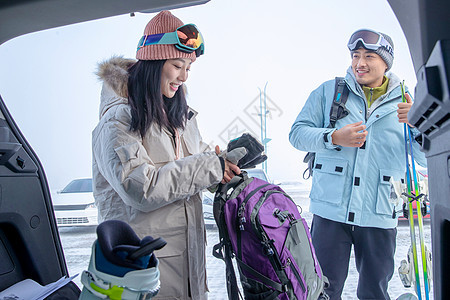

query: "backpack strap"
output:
302 152 315 180
328 77 350 128
225 242 242 299
302 77 350 180
236 257 288 295
213 177 247 300
212 220 242 300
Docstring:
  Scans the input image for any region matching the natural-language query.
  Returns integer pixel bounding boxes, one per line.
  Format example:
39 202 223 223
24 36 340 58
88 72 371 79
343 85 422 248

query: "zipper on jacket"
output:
174 129 180 160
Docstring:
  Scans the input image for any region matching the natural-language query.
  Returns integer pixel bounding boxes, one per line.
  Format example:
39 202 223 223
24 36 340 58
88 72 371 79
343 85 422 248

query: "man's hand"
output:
397 92 414 127
331 121 368 147
215 146 241 183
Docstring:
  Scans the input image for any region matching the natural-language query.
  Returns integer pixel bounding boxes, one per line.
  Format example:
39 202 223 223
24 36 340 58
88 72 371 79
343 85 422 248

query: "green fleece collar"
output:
363 76 389 107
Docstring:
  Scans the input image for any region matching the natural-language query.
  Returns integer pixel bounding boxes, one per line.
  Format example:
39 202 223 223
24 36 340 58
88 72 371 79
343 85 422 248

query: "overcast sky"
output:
0 0 419 190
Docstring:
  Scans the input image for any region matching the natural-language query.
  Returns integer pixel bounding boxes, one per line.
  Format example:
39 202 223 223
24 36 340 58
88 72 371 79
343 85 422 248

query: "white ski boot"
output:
398 246 415 289
398 245 433 297
79 220 166 300
396 292 418 300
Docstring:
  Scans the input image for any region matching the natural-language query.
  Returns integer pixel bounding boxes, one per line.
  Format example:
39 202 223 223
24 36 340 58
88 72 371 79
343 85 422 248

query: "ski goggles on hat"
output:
137 24 204 57
347 29 394 57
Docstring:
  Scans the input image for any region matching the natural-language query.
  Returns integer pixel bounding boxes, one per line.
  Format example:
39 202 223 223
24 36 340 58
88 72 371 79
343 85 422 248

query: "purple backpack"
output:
213 172 329 300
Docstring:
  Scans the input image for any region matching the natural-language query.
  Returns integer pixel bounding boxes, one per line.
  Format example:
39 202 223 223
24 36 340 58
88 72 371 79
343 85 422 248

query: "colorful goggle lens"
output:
176 24 204 50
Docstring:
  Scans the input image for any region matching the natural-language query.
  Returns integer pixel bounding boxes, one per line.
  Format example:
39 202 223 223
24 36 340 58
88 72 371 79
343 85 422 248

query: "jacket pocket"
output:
154 229 187 299
115 142 139 164
114 142 148 180
309 157 348 205
376 169 403 216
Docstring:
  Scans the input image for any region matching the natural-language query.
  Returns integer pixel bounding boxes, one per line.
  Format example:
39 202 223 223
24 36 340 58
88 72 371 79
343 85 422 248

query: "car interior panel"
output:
0 102 67 291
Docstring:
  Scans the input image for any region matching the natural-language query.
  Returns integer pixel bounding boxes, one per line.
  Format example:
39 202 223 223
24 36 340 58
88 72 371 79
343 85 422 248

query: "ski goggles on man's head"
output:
137 24 204 57
347 29 394 57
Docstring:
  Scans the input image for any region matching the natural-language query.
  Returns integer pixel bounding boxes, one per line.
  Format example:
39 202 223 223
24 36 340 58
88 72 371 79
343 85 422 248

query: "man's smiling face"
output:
351 48 388 88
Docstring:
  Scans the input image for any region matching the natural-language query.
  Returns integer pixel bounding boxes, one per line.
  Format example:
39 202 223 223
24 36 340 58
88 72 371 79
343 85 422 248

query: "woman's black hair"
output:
127 60 188 138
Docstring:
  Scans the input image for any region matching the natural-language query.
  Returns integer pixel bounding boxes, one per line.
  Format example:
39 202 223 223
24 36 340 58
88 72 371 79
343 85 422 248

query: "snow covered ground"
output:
59 182 433 299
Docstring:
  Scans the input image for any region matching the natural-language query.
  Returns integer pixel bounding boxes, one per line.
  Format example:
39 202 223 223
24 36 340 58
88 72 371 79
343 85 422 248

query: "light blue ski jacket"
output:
289 68 427 229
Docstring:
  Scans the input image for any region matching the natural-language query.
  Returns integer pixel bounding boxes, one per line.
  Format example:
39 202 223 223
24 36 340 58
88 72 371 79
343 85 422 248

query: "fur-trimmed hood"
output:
96 56 136 119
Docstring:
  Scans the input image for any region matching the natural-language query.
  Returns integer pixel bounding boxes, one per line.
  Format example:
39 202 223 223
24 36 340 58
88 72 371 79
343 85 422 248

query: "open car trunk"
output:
0 0 208 292
0 0 449 297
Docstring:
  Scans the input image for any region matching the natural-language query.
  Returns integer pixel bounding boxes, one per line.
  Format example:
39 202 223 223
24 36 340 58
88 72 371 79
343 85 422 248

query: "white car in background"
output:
202 168 270 226
52 178 98 227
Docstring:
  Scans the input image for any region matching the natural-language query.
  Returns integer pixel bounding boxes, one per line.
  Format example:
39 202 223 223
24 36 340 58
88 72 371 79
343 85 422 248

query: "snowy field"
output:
59 182 433 299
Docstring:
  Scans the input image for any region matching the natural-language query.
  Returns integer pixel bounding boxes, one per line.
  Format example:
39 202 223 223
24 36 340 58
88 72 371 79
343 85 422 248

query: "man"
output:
289 29 426 299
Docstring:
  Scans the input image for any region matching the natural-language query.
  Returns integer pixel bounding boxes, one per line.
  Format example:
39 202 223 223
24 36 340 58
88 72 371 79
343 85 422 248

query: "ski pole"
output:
400 81 422 299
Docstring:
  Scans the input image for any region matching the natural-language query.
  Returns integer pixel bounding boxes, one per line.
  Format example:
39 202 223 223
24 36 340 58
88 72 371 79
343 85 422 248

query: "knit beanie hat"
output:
136 11 197 62
376 32 394 71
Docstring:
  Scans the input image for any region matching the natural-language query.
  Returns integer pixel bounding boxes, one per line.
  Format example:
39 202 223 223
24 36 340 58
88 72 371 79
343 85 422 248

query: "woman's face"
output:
160 58 192 98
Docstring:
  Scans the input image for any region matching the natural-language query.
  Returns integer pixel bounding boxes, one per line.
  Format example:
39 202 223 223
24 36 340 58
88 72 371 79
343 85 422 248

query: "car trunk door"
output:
0 96 67 289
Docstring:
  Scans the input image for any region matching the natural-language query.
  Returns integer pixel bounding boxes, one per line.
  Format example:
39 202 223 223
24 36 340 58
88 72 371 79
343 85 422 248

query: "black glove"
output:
227 133 267 169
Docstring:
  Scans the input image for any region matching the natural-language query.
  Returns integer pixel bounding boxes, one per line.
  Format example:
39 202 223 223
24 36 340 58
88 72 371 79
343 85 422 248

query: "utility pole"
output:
258 82 271 174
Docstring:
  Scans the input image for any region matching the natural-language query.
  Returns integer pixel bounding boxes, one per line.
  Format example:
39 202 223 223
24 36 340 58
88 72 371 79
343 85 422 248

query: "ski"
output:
402 123 422 300
407 124 430 300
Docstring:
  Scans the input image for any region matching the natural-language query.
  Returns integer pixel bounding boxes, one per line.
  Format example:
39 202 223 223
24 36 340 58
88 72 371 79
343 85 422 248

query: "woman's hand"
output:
215 146 241 183
397 92 414 127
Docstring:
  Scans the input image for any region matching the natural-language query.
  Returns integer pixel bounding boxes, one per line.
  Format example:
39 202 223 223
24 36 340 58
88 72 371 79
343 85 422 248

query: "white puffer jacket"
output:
92 56 223 299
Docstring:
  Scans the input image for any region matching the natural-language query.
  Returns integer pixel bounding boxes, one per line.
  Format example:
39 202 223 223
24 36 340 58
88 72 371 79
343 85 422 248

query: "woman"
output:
92 11 239 299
